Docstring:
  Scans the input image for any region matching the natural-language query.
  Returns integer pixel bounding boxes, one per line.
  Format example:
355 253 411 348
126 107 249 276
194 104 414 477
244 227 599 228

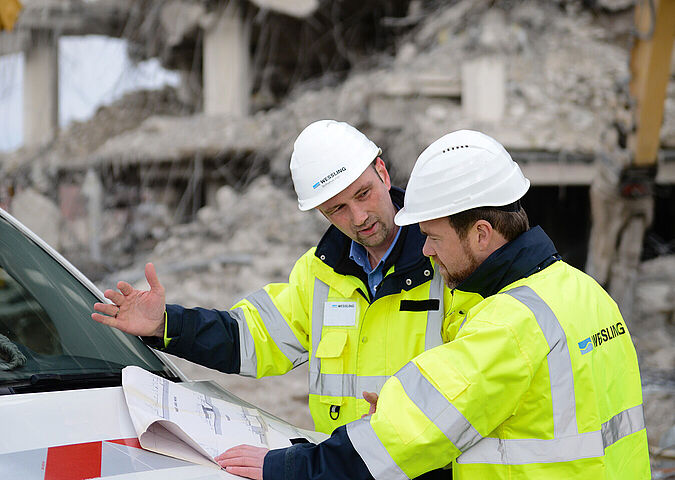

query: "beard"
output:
439 241 481 289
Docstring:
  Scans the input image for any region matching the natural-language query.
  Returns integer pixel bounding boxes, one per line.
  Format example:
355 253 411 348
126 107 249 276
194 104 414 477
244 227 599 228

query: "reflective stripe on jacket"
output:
161 187 479 435
228 226 460 434
346 227 650 479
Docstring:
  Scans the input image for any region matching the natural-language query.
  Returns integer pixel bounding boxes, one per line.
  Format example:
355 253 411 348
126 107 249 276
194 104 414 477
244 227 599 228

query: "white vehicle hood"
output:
0 385 242 479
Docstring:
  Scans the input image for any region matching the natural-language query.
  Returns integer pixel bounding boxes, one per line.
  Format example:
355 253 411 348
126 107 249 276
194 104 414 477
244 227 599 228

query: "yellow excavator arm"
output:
628 0 675 168
619 0 675 197
0 0 22 31
587 0 674 315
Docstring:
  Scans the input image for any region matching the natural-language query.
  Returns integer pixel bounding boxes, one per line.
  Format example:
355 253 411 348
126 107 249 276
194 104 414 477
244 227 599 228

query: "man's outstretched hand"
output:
215 444 269 479
92 263 166 337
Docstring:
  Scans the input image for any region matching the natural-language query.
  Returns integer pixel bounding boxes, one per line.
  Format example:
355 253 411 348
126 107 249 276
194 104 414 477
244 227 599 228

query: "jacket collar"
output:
314 187 432 300
456 226 561 298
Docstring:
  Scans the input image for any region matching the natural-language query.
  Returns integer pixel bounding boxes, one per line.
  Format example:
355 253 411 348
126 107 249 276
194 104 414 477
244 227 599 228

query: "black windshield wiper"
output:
0 371 122 395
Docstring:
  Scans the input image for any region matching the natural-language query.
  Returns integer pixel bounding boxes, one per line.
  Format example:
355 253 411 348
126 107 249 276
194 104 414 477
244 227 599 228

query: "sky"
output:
0 35 180 152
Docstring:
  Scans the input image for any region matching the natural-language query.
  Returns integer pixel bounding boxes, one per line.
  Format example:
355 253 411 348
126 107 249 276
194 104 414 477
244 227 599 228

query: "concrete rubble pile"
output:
1 87 190 176
382 0 636 149
76 0 674 185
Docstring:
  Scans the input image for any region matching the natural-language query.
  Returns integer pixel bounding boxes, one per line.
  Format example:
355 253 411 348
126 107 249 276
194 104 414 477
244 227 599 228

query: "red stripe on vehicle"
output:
108 438 143 449
44 441 102 480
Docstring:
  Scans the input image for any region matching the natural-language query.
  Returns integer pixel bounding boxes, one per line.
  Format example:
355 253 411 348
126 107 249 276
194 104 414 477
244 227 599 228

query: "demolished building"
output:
0 0 674 467
3 0 674 258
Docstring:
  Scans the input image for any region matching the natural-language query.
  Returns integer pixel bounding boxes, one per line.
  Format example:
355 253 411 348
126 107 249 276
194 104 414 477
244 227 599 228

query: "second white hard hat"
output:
395 130 530 226
291 120 381 211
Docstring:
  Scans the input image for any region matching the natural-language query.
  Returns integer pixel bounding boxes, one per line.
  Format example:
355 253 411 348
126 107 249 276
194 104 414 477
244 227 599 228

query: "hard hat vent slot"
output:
442 145 470 153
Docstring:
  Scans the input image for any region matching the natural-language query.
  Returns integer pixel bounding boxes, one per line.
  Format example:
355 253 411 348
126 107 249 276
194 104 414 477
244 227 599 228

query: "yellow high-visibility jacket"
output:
345 226 650 479
161 190 480 434
227 226 468 434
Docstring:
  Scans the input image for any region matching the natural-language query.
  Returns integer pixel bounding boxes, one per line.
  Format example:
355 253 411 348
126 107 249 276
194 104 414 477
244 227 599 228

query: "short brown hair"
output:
448 206 529 242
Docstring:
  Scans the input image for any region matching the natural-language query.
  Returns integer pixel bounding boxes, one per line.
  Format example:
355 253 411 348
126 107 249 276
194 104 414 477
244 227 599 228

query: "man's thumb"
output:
145 263 164 292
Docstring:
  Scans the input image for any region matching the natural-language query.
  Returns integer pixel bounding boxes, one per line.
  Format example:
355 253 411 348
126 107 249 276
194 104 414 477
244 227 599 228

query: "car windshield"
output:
0 213 173 386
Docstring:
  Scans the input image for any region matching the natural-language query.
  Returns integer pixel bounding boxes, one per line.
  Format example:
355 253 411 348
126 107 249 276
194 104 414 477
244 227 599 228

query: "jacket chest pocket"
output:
315 329 349 406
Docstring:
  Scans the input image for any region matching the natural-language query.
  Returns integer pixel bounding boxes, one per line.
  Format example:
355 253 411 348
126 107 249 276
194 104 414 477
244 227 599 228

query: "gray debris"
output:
10 188 61 249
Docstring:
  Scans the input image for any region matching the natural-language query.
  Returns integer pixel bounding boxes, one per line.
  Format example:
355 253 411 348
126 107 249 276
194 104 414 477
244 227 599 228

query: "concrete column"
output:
203 2 250 116
23 30 59 147
461 57 505 122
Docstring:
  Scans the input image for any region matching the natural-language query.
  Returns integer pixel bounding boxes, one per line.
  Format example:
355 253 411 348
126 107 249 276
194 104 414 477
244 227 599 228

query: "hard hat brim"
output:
395 180 530 226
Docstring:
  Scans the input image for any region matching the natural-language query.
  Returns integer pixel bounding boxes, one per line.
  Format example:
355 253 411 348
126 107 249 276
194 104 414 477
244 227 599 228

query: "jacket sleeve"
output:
345 294 550 479
263 426 373 480
161 304 242 372
153 249 315 377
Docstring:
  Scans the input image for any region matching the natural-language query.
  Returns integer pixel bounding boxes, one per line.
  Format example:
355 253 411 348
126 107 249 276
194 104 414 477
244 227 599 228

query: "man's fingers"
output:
363 391 378 415
145 263 164 293
91 312 122 329
93 302 119 317
363 391 378 405
103 289 125 305
218 455 262 467
215 445 261 461
93 302 107 313
214 445 266 479
223 466 261 479
117 281 134 296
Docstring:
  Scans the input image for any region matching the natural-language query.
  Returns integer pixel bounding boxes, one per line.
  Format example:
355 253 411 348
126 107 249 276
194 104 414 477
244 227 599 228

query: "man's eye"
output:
359 190 369 198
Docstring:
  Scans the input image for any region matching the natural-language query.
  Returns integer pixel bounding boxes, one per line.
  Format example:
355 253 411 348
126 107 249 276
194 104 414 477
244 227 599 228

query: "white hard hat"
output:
395 130 530 226
291 120 381 211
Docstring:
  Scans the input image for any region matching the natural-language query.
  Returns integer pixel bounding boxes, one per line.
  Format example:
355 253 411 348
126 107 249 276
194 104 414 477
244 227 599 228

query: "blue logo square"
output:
578 337 593 355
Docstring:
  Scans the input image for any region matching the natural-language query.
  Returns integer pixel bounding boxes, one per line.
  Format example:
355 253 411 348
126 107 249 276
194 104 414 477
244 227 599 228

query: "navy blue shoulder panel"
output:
457 226 561 298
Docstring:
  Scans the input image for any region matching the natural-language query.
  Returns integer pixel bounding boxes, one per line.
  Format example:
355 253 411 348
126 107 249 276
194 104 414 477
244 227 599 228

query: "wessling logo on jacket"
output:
578 321 626 355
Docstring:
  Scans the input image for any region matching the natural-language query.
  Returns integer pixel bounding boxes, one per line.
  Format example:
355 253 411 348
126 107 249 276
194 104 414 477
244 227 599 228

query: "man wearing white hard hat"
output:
93 121 456 478
224 130 649 480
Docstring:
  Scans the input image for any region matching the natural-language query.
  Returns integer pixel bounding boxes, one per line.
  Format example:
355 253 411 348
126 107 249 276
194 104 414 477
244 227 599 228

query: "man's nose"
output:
351 205 369 226
422 238 433 257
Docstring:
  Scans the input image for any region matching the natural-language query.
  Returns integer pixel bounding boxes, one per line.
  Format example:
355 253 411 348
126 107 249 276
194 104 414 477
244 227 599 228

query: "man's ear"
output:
374 157 391 189
473 220 493 250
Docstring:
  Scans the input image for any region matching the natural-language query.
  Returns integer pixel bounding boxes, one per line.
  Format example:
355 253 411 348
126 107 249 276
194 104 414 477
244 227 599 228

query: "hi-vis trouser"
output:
345 261 650 479
229 248 480 433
